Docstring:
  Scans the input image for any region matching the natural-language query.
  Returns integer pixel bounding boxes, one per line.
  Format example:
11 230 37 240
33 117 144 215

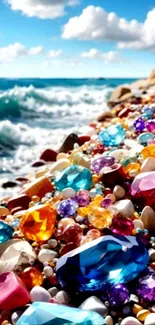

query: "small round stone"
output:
30 286 51 302
55 290 71 304
48 239 58 248
105 315 114 325
61 188 76 199
133 220 144 230
38 249 57 263
144 313 155 325
113 185 125 199
121 317 142 325
57 199 78 217
48 287 59 297
43 266 54 278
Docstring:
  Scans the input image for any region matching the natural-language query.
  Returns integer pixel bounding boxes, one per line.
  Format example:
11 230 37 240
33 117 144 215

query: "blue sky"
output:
0 0 155 78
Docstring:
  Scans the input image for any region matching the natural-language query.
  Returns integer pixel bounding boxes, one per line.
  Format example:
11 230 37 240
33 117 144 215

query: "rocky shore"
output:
0 71 155 325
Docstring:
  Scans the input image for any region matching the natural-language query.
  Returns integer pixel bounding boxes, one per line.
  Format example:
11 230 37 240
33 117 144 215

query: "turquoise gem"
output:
121 156 137 167
99 125 125 146
16 302 105 325
54 165 92 192
0 221 14 243
138 132 154 145
56 235 148 292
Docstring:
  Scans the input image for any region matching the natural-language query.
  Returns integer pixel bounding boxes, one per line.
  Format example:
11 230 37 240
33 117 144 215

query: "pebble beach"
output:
0 71 155 325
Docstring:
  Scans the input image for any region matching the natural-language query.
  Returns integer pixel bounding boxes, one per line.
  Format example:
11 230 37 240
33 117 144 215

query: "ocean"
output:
0 77 136 193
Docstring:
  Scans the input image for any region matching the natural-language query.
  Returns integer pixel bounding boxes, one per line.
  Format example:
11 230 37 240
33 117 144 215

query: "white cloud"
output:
48 49 63 58
81 49 121 63
28 45 43 55
6 0 79 19
0 43 43 63
62 5 155 50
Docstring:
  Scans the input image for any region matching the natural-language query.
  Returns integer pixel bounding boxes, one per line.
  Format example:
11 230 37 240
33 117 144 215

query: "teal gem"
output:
0 221 14 243
56 235 148 292
16 302 105 325
54 165 92 192
99 125 125 146
138 132 154 145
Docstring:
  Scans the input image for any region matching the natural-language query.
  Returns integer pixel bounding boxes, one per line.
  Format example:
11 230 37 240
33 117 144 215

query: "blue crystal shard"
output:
0 221 14 243
16 302 105 325
56 235 148 292
54 165 92 192
99 125 125 146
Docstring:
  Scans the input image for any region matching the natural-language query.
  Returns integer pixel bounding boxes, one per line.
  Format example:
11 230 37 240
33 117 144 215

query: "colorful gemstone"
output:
88 207 113 229
110 216 134 235
0 272 30 310
20 204 56 242
100 163 126 187
56 235 149 292
99 125 125 146
138 133 154 145
75 190 90 207
146 120 155 132
108 284 130 306
134 118 145 132
16 302 105 325
136 270 155 301
54 165 92 192
130 171 155 208
101 198 113 209
57 199 78 217
91 156 115 174
0 221 14 243
141 144 155 158
20 267 44 290
124 163 140 175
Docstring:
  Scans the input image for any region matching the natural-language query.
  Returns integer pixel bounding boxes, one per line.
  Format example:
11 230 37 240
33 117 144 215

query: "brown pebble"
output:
2 181 18 189
11 206 24 215
24 176 53 199
59 133 79 153
32 160 45 168
40 149 57 162
97 111 113 122
8 194 31 211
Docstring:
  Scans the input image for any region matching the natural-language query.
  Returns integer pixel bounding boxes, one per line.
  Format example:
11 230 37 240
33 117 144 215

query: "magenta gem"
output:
136 272 155 301
108 284 130 306
110 216 134 235
101 198 112 209
91 156 115 174
75 190 90 207
146 120 155 132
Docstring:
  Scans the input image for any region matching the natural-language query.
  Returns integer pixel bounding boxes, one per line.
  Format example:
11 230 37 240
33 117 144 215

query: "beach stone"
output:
97 111 113 122
32 160 45 168
144 313 155 325
140 157 155 173
7 194 31 211
0 240 36 272
62 188 76 199
79 296 108 316
38 249 57 263
141 206 155 231
2 181 18 189
137 310 150 322
40 149 57 162
30 286 51 303
113 185 125 199
43 266 54 278
108 86 131 106
109 149 129 162
78 135 90 146
48 287 59 297
73 153 90 169
133 219 144 230
114 199 134 218
55 290 71 304
105 315 113 325
59 133 79 153
48 239 58 248
24 176 53 199
35 167 49 179
0 206 10 216
121 317 142 325
0 272 30 310
148 248 155 262
50 159 71 174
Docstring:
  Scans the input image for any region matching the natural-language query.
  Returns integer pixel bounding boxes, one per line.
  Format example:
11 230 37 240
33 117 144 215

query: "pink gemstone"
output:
110 216 134 235
131 171 155 208
0 272 30 310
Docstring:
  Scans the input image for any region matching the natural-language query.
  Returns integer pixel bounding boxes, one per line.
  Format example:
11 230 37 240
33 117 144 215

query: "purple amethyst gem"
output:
134 118 145 132
91 156 115 174
101 198 113 209
108 284 130 306
136 272 155 301
75 190 90 207
57 199 78 217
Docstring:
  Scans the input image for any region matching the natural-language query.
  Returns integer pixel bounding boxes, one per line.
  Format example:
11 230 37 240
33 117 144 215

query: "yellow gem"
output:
141 144 155 158
78 206 90 217
125 163 140 175
88 207 113 229
20 204 56 242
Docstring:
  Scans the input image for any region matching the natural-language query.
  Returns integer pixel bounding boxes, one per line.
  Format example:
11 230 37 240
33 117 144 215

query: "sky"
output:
0 0 155 78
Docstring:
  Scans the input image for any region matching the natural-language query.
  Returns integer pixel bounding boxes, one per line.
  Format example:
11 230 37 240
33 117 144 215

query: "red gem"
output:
40 149 57 162
59 242 77 256
110 216 134 235
78 136 90 146
100 164 126 187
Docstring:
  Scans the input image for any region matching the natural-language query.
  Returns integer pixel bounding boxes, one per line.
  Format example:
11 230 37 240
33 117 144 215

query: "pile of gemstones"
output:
0 94 155 325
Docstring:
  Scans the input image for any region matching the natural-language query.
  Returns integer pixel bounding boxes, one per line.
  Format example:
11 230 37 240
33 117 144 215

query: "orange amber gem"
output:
141 144 155 158
88 207 113 229
78 206 91 217
20 204 56 241
125 163 140 175
20 267 43 290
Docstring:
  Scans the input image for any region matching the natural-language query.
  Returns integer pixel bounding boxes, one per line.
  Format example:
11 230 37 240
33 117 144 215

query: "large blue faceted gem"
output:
99 125 125 146
0 221 14 243
56 235 148 292
54 165 92 192
16 302 105 325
